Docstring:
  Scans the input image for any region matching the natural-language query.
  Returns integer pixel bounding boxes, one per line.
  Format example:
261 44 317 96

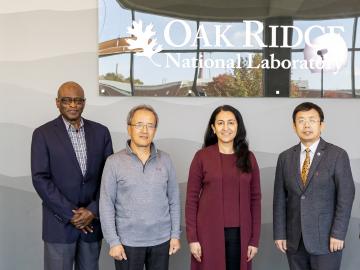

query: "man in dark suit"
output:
31 81 113 270
273 102 355 270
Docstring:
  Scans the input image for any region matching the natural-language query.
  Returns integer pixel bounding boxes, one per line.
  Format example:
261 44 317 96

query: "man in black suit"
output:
31 81 113 270
273 102 355 270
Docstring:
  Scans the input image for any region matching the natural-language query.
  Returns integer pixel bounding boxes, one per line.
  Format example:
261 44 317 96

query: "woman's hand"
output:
247 245 258 262
189 242 202 262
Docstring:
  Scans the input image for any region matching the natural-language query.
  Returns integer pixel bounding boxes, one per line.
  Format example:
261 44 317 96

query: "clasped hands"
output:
70 207 95 234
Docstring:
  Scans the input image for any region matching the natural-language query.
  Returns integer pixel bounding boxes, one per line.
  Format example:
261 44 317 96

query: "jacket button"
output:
301 195 306 199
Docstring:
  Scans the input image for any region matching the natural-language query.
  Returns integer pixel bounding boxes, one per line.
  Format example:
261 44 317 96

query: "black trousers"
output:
224 227 241 270
287 237 343 270
114 240 170 270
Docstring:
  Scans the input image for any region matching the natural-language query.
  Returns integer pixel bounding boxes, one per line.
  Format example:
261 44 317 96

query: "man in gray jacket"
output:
100 104 181 270
273 102 355 270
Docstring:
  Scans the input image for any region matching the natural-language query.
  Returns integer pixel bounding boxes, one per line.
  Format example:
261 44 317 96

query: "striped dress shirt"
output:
62 117 87 176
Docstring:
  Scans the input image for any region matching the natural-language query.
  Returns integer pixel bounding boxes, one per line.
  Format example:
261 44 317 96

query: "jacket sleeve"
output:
330 150 355 240
86 127 114 217
273 153 287 240
31 128 76 223
185 151 203 243
249 153 262 247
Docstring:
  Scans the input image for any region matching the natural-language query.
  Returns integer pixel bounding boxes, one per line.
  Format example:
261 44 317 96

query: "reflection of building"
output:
290 79 352 97
99 80 207 96
99 37 140 57
292 80 309 90
99 80 132 96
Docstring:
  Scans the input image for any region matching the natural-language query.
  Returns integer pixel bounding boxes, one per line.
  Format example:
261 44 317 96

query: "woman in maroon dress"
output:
185 105 261 270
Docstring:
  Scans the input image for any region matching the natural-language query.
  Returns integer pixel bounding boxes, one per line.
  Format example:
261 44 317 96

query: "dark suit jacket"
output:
273 138 355 255
31 116 113 243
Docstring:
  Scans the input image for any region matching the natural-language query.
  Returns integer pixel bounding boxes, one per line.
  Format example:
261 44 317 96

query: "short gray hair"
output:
127 104 159 127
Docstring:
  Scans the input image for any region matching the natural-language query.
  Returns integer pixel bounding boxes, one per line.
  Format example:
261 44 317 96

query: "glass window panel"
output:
133 52 196 96
197 52 263 97
292 18 353 49
355 52 360 96
290 52 352 98
199 22 263 49
134 12 197 50
290 52 321 97
356 18 360 48
323 52 352 97
99 0 132 43
99 54 131 96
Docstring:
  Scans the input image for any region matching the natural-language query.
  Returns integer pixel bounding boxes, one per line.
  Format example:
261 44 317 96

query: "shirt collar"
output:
62 116 84 131
125 139 158 158
301 138 320 153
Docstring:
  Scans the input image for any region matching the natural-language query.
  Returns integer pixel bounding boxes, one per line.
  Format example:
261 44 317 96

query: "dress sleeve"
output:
185 151 204 243
248 152 262 247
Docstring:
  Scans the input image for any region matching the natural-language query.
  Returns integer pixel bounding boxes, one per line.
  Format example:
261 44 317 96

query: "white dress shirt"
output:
300 138 320 172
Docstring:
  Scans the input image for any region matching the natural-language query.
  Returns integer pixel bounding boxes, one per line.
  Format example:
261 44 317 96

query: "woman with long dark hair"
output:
185 105 261 270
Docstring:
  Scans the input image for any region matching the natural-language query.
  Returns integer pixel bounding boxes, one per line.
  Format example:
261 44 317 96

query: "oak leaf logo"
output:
126 20 162 64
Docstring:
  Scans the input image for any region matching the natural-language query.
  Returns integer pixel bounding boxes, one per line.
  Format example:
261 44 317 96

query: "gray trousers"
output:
44 240 101 270
287 238 343 270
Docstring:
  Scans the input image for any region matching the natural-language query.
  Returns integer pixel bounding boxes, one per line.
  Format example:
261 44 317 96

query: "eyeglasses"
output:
295 118 321 126
129 122 156 130
59 97 86 105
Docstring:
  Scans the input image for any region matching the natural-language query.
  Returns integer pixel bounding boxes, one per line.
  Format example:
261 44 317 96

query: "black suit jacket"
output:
31 116 113 243
273 138 355 255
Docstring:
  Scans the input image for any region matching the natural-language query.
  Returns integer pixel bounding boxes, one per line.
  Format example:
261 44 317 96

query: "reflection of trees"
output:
99 72 143 85
205 54 263 96
290 82 300 97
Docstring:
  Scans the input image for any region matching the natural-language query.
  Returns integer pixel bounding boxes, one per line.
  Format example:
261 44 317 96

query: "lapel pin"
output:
317 152 321 156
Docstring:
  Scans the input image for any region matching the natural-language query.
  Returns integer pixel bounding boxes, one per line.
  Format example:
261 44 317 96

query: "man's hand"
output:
80 225 94 234
109 244 127 261
71 207 95 230
247 246 258 262
169 238 181 255
275 240 287 253
330 237 344 252
189 242 202 262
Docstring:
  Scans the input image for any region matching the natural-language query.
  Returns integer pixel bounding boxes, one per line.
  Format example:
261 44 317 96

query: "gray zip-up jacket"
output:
99 142 181 247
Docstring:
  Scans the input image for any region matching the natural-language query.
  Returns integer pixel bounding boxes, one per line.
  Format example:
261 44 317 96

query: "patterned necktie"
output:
301 148 311 185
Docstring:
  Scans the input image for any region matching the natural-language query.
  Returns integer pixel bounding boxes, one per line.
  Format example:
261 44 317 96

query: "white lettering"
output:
244 21 265 48
164 20 192 47
214 25 234 47
192 24 212 47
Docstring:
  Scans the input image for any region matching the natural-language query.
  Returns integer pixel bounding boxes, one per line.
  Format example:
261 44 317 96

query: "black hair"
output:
292 102 324 123
203 105 252 172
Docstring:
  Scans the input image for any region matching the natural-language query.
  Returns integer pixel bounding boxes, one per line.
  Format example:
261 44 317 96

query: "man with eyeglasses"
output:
273 102 355 270
100 104 181 270
31 81 113 270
